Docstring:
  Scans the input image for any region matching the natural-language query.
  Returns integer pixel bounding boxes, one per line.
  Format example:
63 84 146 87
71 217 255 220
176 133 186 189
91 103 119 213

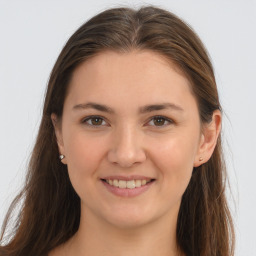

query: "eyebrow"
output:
72 102 184 114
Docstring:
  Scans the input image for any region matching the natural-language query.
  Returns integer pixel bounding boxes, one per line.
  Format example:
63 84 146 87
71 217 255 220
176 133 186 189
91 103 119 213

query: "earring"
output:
199 157 203 161
59 154 65 160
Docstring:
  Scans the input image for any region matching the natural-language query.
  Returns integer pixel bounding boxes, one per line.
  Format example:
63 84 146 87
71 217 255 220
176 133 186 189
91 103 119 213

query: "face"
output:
53 50 205 229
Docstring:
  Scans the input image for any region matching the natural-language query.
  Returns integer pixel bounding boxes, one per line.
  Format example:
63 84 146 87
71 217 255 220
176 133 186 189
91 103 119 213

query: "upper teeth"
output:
106 179 150 189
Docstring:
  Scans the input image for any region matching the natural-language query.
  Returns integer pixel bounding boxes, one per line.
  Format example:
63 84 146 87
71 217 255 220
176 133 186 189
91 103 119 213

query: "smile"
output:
100 177 156 197
103 179 153 189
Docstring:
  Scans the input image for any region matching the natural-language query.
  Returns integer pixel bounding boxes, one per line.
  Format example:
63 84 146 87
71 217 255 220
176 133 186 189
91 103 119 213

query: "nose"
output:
107 125 147 168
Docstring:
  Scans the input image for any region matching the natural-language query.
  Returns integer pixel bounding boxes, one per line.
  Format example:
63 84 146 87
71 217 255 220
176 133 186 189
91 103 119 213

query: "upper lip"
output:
100 175 155 181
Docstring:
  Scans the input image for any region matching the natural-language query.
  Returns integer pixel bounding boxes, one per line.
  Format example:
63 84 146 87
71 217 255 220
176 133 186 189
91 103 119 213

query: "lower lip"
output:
101 180 155 197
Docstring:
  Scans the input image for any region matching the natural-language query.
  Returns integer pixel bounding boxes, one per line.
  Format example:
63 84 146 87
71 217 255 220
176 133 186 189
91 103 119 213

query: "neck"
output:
66 204 183 256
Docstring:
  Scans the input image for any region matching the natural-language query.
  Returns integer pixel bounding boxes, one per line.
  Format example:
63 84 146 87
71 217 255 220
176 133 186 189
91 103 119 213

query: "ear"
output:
194 110 222 167
51 113 67 164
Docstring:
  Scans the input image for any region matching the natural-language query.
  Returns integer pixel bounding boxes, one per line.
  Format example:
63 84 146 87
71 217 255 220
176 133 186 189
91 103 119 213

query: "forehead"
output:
72 50 188 87
64 50 197 114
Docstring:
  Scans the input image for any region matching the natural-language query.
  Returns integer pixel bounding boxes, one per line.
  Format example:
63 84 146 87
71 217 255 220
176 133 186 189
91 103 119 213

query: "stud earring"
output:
59 154 65 160
199 157 203 161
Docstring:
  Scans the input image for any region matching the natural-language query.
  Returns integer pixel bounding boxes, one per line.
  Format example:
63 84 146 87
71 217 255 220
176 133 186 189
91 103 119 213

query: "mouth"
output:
100 178 156 189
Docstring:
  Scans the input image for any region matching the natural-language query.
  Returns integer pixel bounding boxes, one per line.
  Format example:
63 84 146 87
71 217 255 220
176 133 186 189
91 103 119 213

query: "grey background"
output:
0 0 255 255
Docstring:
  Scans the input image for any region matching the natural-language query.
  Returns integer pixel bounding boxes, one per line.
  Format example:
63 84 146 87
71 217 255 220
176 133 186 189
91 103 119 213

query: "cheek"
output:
155 134 197 165
64 131 105 180
150 134 198 193
63 131 108 203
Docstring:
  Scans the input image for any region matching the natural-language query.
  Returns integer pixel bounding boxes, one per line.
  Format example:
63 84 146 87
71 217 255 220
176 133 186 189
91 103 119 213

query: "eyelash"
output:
81 115 174 128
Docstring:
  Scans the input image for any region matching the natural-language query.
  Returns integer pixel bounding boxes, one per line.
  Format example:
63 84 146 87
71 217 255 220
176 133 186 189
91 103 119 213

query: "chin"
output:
102 206 158 230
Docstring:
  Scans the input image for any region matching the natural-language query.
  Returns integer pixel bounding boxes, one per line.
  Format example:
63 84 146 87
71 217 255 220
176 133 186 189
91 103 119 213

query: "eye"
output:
147 116 174 127
81 115 173 128
81 116 108 127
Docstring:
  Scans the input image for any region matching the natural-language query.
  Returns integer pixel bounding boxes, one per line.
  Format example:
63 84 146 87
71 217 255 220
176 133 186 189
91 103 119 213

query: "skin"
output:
50 50 221 256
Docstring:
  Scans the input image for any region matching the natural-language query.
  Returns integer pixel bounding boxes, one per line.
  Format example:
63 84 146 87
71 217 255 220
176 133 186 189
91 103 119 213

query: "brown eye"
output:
153 117 166 126
82 116 107 127
91 117 103 125
148 116 173 127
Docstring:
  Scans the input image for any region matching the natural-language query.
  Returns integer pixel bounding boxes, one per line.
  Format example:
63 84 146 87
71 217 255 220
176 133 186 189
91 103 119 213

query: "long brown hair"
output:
0 6 235 256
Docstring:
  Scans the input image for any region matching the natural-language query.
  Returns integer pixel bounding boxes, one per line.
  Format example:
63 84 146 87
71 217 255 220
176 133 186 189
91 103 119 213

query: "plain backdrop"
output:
0 0 255 255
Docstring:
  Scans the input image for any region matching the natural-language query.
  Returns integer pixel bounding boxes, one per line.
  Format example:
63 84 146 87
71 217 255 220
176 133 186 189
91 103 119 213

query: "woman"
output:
0 6 235 256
